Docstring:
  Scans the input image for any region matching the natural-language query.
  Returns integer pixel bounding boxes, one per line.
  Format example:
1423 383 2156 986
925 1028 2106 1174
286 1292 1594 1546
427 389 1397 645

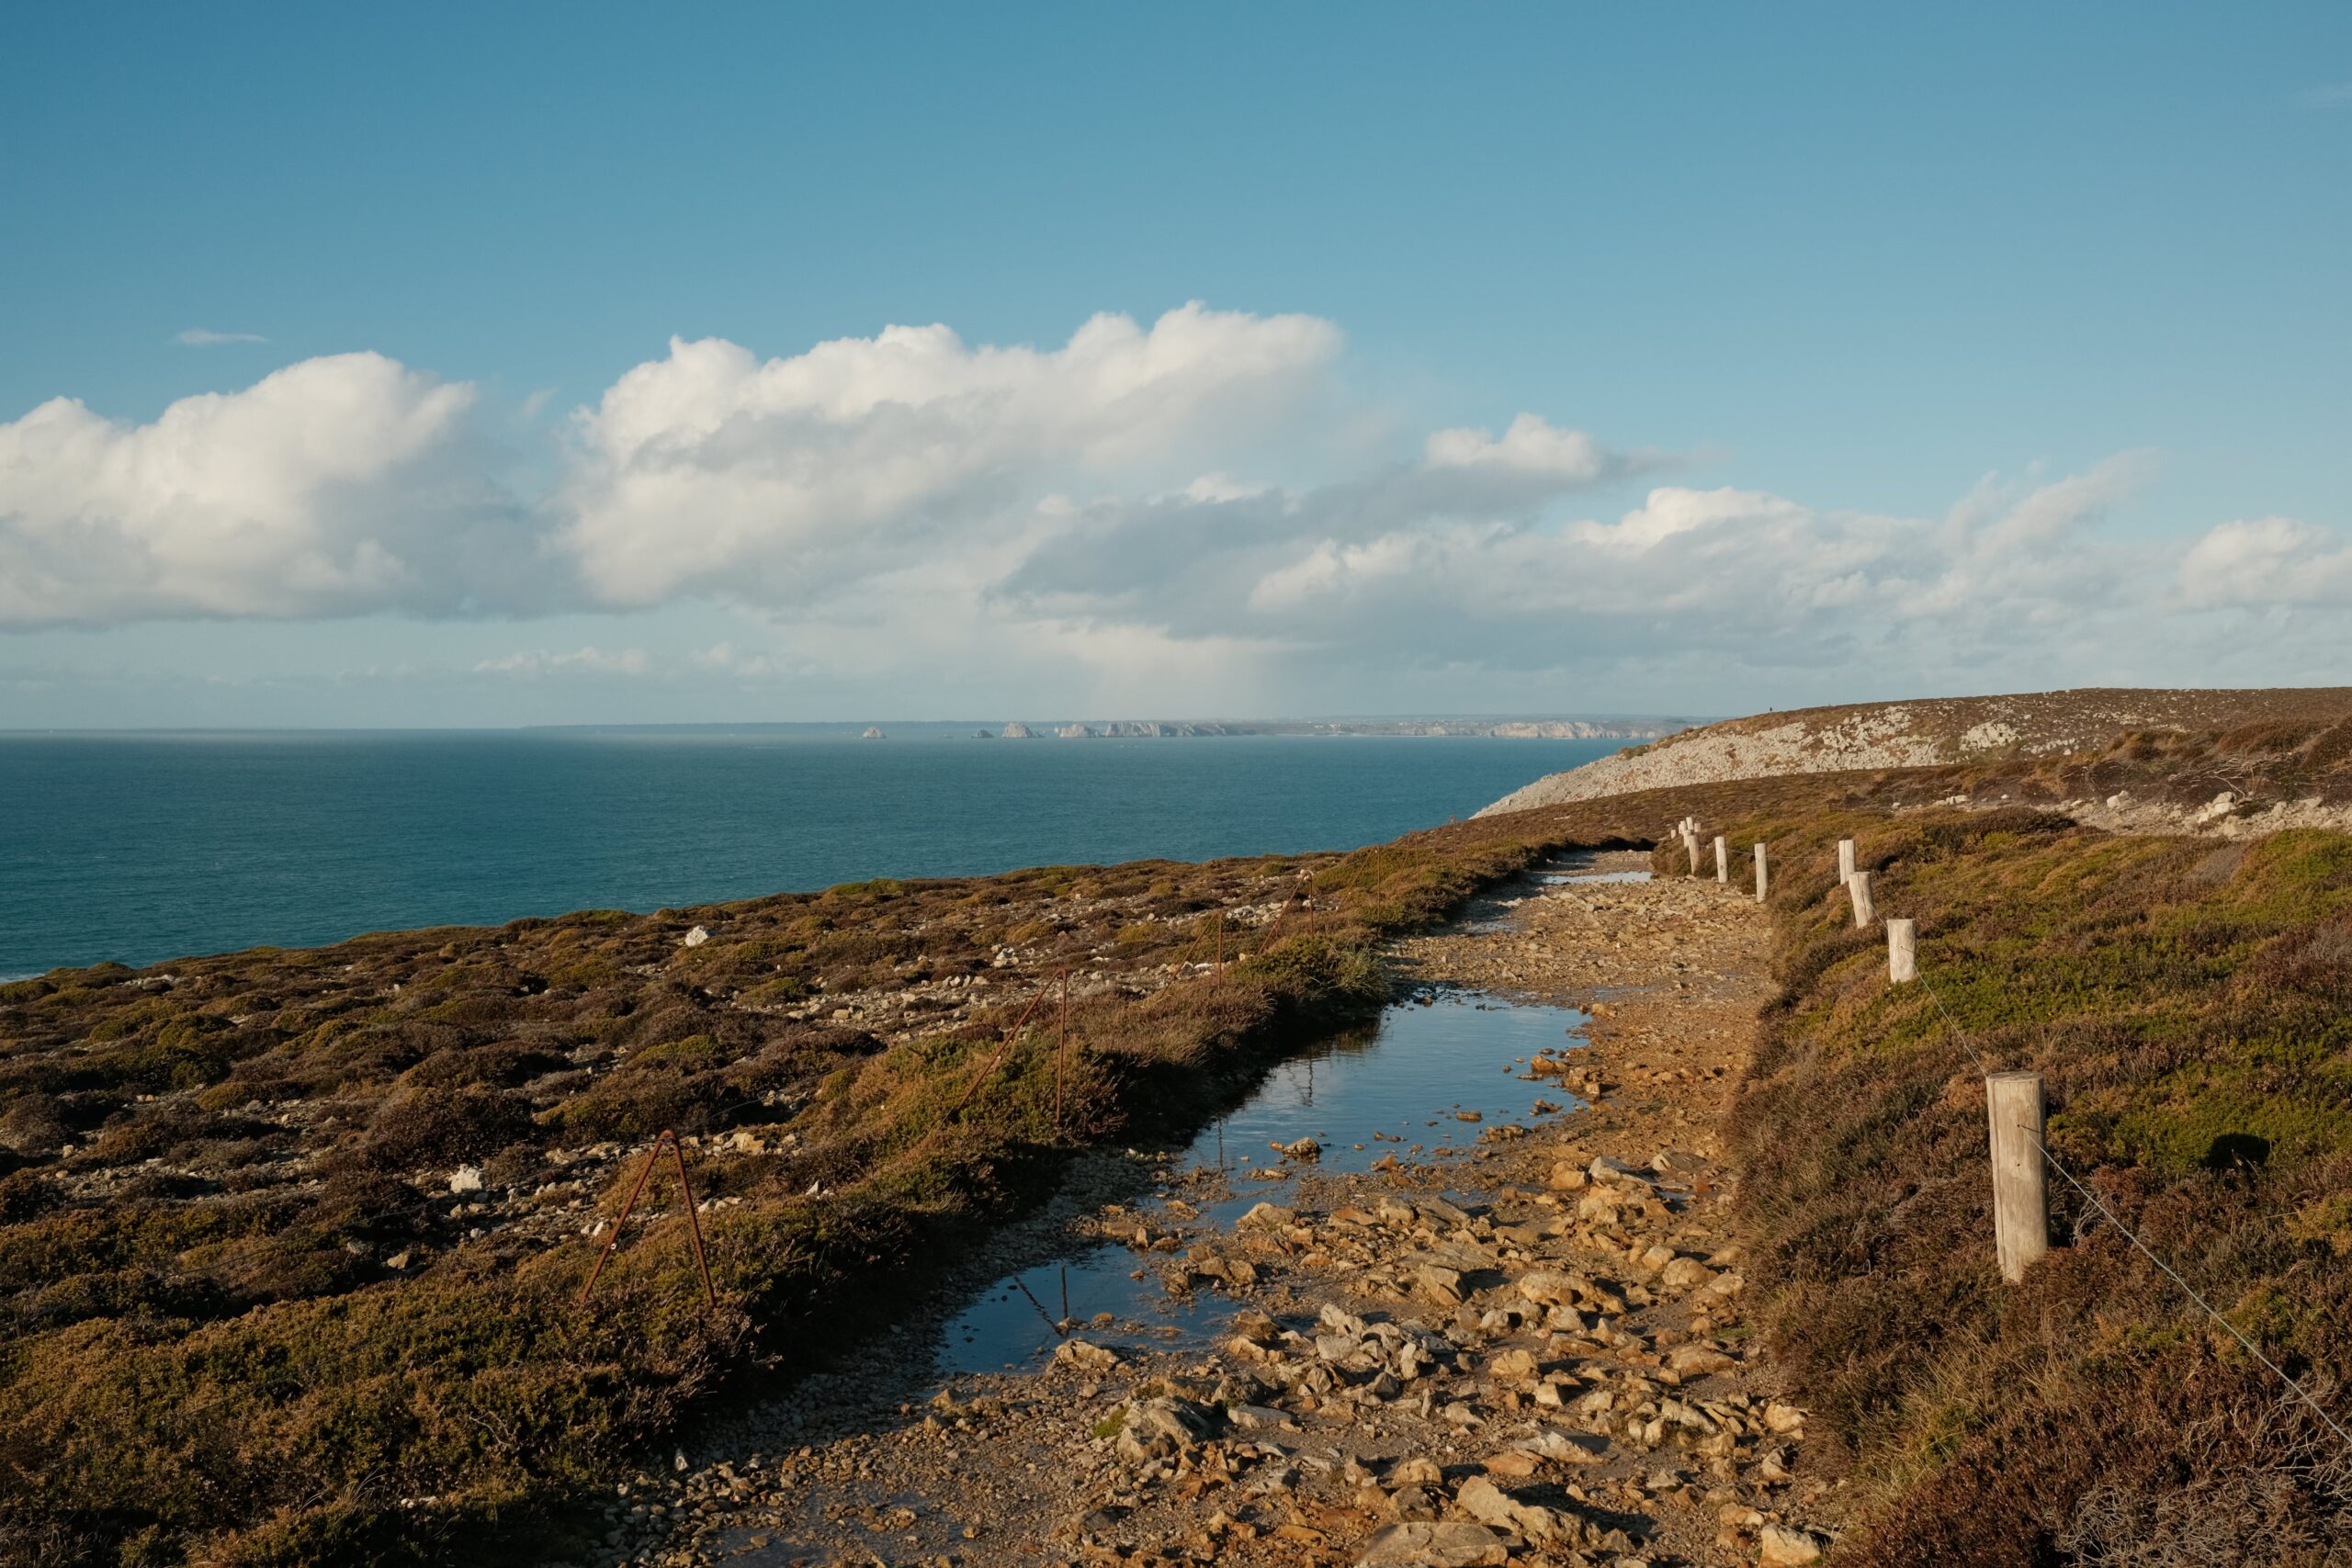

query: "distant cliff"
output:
1476 687 2352 817
985 716 1694 740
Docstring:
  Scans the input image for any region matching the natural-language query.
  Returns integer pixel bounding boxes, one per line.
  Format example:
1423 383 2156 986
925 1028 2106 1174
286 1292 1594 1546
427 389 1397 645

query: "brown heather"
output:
11 705 2352 1563
0 807 1670 1565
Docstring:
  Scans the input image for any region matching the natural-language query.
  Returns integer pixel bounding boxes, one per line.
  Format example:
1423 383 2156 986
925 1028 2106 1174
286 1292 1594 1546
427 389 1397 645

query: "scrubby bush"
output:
1725 809 2352 1564
357 1086 536 1170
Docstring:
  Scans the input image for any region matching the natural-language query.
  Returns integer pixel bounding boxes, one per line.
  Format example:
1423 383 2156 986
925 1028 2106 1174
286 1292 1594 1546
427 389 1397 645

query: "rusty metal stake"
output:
1055 969 1070 1134
943 986 1050 1124
1012 1271 1066 1337
901 985 1056 1171
579 1128 718 1311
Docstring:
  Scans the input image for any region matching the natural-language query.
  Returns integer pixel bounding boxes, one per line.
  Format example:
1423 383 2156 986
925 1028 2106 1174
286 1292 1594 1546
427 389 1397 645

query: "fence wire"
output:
1906 939 2352 1454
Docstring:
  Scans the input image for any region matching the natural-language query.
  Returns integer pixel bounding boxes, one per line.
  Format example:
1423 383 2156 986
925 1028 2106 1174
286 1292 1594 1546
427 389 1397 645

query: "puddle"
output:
1532 851 1655 887
935 988 1587 1376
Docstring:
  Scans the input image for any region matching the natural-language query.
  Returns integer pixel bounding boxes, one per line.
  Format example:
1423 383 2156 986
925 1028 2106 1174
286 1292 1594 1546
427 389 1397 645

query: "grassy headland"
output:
1670 806 2352 1563
9 704 2352 1564
0 806 1667 1565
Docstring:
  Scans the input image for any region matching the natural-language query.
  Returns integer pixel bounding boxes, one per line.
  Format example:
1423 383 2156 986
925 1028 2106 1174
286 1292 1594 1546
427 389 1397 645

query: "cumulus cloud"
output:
2178 517 2352 607
1425 413 1615 482
0 353 529 626
552 302 1346 607
994 452 2212 684
5 303 2346 708
174 328 268 346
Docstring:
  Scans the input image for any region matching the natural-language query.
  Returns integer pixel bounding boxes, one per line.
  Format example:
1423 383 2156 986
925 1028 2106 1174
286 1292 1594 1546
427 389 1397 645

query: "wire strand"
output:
1910 959 2352 1453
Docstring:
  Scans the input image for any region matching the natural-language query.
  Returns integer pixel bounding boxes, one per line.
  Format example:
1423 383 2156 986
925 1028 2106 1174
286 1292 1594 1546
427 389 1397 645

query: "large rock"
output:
1050 1337 1122 1373
1352 1521 1509 1567
1111 1395 1216 1463
1453 1476 1575 1544
1758 1524 1824 1565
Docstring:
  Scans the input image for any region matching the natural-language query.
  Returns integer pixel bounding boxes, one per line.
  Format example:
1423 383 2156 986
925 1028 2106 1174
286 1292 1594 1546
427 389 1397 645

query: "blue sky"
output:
3 4 2347 726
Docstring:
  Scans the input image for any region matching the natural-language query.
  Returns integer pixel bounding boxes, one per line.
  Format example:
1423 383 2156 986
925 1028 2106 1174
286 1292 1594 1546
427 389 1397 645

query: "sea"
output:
0 727 1621 978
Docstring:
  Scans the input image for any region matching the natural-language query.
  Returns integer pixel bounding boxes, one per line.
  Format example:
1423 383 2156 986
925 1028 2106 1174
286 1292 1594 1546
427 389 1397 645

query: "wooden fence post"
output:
1838 839 1857 882
1848 870 1875 927
1754 841 1769 901
1686 832 1701 874
1887 918 1917 982
1713 835 1728 883
1985 1072 2048 1282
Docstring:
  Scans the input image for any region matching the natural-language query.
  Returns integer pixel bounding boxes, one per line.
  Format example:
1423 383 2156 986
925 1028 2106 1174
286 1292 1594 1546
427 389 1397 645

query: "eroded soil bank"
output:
613 853 1840 1568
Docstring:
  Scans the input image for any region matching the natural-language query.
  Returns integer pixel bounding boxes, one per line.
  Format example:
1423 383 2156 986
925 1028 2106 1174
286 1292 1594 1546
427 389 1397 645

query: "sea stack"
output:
1001 722 1035 739
860 726 886 739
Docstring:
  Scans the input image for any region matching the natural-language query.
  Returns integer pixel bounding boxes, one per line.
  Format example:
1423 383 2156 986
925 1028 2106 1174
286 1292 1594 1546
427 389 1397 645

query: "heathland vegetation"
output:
0 801 1675 1564
7 696 2352 1563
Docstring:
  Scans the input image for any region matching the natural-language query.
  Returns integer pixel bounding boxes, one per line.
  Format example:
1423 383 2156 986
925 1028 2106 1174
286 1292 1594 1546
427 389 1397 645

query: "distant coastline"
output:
969 716 1697 739
520 716 1704 741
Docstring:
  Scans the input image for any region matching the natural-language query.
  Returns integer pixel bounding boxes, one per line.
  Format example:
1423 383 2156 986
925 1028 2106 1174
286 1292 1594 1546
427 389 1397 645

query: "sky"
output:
2 3 2346 728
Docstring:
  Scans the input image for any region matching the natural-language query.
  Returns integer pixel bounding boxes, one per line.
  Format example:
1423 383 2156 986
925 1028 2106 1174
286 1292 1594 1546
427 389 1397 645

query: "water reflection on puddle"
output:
935 989 1588 1377
1533 851 1655 887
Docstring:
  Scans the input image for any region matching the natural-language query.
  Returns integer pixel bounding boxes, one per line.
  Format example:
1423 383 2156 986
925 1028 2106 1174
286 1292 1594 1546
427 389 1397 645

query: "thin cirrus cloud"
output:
472 646 650 678
1 302 2346 699
173 328 270 346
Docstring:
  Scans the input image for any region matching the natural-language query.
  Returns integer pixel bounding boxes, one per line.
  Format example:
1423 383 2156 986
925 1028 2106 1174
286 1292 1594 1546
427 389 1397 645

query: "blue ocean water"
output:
0 728 1616 977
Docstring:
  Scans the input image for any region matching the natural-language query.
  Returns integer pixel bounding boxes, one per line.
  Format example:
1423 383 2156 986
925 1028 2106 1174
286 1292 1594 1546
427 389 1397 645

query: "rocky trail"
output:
605 853 1843 1568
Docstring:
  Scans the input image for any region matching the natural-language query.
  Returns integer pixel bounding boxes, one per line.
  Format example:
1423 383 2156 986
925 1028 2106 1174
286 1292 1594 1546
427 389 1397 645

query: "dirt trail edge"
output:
613 853 1843 1568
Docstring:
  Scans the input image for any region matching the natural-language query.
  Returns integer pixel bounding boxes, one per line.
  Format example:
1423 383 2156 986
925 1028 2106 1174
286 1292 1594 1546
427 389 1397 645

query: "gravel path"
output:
601 854 1844 1568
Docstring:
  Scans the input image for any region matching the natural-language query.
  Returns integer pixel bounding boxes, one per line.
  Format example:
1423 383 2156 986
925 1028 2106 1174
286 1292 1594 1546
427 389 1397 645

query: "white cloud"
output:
174 328 269 346
1566 486 1805 554
996 454 2235 684
6 304 2346 711
2177 516 2352 607
1425 413 1614 483
0 353 528 626
473 645 650 678
553 302 1345 608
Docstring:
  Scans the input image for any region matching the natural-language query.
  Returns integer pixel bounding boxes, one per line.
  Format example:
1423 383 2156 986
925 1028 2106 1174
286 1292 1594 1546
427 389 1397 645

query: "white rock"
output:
1758 1523 1823 1565
1051 1338 1123 1373
1353 1521 1508 1567
682 925 710 948
447 1166 483 1194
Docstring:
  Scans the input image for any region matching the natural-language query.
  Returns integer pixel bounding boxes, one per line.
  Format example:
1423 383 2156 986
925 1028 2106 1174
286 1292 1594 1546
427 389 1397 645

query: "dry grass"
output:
0 807 1649 1565
1663 807 2352 1566
16 705 2352 1563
